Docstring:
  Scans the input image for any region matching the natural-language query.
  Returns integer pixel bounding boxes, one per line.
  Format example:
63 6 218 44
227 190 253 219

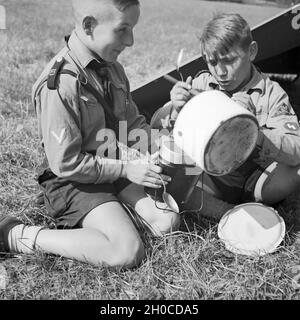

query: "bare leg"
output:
258 163 300 205
32 201 144 268
118 183 180 236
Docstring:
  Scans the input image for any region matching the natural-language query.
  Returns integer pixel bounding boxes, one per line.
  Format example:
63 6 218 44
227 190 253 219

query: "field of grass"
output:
1 0 300 300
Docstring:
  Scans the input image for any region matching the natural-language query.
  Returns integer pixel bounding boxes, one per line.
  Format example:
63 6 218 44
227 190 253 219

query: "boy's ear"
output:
249 41 258 61
82 16 97 36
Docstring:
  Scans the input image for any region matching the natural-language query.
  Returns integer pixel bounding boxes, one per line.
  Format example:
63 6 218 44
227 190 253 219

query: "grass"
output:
1 0 300 300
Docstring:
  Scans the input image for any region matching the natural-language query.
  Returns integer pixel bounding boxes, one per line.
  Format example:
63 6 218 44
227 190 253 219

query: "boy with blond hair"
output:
152 13 300 216
0 0 179 269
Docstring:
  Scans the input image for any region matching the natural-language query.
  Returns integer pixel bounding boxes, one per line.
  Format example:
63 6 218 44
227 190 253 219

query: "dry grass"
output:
1 0 300 300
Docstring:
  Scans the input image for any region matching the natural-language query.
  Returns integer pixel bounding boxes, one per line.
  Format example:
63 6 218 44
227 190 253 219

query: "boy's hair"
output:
72 0 140 25
112 0 140 11
199 13 253 61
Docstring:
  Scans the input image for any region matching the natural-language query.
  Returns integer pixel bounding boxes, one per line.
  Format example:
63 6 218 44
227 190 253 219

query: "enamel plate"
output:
218 203 286 256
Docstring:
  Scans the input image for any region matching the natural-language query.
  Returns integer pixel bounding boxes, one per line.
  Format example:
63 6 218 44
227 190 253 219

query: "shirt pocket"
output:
110 80 128 119
251 93 268 127
80 91 98 108
79 91 106 131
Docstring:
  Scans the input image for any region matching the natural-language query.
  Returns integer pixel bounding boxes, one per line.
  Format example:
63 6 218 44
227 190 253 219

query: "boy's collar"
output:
67 31 112 69
208 65 266 95
242 65 266 95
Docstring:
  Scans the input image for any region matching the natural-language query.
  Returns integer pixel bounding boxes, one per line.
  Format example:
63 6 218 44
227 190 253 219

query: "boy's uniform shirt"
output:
33 31 150 184
153 66 300 167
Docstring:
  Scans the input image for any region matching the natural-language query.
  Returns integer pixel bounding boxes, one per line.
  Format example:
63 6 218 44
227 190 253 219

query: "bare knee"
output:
79 229 145 269
80 201 146 268
261 163 300 204
129 192 181 236
106 236 145 269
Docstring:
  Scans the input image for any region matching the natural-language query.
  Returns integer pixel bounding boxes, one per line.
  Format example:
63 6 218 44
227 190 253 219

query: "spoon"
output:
176 48 185 81
163 74 200 96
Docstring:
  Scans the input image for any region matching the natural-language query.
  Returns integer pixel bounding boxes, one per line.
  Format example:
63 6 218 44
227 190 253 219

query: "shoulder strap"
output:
34 49 120 134
32 54 77 104
65 50 119 130
66 50 119 133
46 53 79 91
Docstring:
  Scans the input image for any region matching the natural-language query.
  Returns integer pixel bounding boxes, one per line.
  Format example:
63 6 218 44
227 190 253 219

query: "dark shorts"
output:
206 148 275 204
37 169 131 229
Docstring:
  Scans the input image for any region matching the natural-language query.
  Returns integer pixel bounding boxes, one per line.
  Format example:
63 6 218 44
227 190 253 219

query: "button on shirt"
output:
32 31 150 184
157 66 300 166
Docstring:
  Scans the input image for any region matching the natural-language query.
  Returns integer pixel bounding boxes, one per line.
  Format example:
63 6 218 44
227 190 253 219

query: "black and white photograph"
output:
1 0 300 305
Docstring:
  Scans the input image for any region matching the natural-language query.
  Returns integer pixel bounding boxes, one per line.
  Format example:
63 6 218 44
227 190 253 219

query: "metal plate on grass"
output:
218 203 285 256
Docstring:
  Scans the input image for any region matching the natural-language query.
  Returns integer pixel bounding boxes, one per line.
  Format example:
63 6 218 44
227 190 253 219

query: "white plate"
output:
218 203 285 256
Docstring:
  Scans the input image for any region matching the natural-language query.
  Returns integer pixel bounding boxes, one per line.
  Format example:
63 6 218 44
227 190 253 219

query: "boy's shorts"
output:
37 169 131 229
204 149 277 204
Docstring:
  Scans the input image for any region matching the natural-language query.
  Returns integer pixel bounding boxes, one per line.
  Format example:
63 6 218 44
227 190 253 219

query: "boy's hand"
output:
121 159 171 188
231 92 256 115
170 76 193 111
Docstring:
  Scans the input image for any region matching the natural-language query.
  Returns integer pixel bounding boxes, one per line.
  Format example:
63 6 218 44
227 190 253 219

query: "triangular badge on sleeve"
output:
272 103 291 118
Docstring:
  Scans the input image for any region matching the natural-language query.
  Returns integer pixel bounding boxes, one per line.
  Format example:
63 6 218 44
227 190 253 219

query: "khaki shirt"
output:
154 66 300 166
32 31 150 184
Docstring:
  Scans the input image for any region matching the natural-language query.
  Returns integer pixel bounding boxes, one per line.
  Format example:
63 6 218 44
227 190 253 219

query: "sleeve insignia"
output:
284 122 299 132
271 103 291 118
51 128 66 145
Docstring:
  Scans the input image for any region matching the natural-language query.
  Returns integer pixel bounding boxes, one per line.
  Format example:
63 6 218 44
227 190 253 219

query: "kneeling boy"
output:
152 13 300 218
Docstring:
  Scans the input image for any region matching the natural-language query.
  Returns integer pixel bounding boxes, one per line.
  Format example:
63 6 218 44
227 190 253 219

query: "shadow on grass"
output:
274 190 300 249
178 189 300 251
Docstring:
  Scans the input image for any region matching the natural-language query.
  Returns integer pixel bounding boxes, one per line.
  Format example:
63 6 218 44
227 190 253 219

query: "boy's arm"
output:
257 82 300 166
36 76 124 184
123 77 152 155
150 72 208 131
150 101 177 131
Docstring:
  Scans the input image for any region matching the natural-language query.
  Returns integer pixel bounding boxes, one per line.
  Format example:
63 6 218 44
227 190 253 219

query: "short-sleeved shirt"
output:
32 31 151 184
152 66 300 167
